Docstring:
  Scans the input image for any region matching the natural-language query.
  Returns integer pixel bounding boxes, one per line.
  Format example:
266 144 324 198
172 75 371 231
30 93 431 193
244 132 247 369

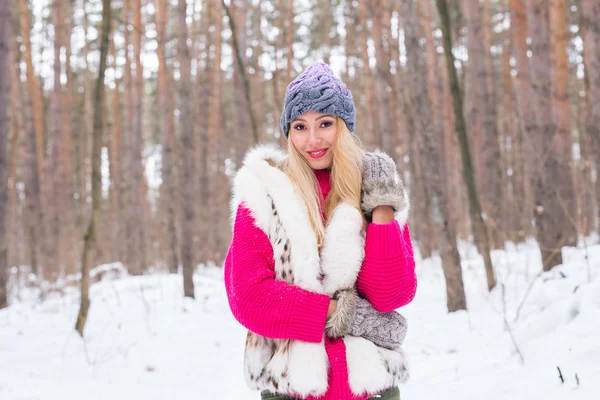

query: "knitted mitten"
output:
349 297 408 350
360 152 408 218
325 288 357 338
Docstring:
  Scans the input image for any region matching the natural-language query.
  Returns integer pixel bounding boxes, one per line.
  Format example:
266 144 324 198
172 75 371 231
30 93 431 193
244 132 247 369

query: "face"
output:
289 110 337 170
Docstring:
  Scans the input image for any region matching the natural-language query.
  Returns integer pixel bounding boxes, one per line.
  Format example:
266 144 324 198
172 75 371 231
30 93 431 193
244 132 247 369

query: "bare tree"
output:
224 0 259 153
17 0 44 278
509 0 536 240
462 0 505 249
123 0 147 275
0 0 11 309
582 0 600 234
156 0 178 274
7 38 25 285
177 0 195 298
550 0 577 242
75 0 112 336
526 0 576 270
357 0 378 149
400 0 467 311
436 0 497 291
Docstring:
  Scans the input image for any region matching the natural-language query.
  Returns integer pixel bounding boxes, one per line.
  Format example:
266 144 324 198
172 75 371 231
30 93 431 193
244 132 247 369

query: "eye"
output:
321 121 333 128
293 124 305 131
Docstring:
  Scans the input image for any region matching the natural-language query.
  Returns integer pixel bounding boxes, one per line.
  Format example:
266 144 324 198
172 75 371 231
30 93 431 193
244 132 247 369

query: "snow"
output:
1 240 600 400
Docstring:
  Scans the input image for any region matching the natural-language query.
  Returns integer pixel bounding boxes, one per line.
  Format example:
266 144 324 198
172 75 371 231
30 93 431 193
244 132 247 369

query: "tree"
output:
549 0 577 243
0 0 11 309
436 0 497 291
462 0 505 249
224 0 259 154
156 0 178 274
177 0 195 299
526 0 576 270
582 0 600 234
400 0 467 311
358 0 378 149
75 0 112 336
128 0 147 275
509 0 536 240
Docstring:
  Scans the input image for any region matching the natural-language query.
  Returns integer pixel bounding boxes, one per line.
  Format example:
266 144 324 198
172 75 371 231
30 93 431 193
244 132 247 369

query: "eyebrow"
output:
293 114 335 122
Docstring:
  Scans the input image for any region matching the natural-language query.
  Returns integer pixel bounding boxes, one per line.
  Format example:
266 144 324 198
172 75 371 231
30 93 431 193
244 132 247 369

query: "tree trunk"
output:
125 0 146 275
224 0 258 153
178 0 195 298
549 0 577 243
195 0 212 264
400 0 467 311
371 1 393 152
47 0 64 282
75 0 112 336
8 38 25 282
526 0 575 270
208 0 226 263
357 0 378 149
18 0 43 278
509 0 536 240
500 18 523 243
279 0 294 147
462 0 505 250
61 0 76 275
581 0 600 234
19 0 44 188
418 0 456 248
0 0 11 309
156 0 178 274
436 0 497 291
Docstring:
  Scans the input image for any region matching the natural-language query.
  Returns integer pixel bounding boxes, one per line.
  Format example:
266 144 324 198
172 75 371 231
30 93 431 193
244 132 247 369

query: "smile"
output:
307 148 328 159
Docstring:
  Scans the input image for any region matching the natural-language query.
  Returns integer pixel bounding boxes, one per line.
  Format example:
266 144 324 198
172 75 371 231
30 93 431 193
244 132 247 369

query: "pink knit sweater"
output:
224 169 417 400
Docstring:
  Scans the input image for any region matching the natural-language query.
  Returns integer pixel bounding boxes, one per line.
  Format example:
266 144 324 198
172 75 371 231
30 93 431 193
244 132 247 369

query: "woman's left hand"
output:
360 152 408 218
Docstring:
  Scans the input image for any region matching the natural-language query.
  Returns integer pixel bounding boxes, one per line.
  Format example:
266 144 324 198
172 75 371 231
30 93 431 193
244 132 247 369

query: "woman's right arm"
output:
224 203 331 343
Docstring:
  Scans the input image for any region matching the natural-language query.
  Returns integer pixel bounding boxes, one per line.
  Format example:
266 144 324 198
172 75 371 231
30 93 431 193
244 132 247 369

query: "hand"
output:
349 297 408 349
325 288 357 338
327 299 338 319
361 152 408 218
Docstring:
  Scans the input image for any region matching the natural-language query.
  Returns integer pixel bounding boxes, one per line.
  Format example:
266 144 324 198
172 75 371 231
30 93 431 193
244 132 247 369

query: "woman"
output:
224 62 417 400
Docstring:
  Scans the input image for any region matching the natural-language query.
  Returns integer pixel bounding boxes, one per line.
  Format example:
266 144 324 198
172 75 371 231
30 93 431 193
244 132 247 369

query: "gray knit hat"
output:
280 62 356 139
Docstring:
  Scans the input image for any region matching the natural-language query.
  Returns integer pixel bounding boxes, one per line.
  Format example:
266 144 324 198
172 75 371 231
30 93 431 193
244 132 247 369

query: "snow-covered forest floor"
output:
1 238 599 399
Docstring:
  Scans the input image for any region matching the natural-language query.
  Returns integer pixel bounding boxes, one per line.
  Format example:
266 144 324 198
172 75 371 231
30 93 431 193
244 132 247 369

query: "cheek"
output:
324 128 337 146
290 134 305 151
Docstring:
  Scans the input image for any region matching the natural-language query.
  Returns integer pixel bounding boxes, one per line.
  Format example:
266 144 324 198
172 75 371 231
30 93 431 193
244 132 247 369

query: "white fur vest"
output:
230 145 409 398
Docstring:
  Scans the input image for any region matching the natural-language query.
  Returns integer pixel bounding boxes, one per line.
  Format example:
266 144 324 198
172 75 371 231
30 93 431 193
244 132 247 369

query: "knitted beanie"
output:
280 62 356 139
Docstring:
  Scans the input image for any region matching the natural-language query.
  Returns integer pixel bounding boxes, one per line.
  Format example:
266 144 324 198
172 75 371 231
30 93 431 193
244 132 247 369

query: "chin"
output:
307 156 333 170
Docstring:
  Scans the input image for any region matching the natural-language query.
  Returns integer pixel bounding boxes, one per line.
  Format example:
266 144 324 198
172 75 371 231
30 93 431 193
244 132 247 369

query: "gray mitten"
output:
325 288 357 338
361 152 408 218
349 297 408 349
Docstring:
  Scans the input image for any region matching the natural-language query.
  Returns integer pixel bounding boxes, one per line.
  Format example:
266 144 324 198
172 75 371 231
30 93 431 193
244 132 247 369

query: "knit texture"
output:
280 62 356 138
224 169 417 400
349 297 408 350
360 152 409 218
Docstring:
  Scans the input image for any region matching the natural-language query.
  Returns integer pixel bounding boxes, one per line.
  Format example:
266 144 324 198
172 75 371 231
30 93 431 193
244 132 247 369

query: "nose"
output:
307 126 321 146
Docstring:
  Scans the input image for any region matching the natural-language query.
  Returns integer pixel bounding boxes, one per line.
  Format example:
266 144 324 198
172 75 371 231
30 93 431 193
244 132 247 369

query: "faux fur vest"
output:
230 145 409 398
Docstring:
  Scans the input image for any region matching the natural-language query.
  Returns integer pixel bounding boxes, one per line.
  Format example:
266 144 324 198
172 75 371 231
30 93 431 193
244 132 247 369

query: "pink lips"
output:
307 148 328 159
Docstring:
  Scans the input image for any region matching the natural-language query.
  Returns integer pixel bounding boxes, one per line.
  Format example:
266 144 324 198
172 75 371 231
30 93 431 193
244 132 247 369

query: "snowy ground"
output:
1 238 599 400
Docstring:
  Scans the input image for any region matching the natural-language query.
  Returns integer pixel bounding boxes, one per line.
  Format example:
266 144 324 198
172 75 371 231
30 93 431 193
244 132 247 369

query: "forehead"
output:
293 110 334 121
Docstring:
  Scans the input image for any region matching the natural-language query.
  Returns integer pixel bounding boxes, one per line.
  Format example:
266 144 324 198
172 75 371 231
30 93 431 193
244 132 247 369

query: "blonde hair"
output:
281 117 365 249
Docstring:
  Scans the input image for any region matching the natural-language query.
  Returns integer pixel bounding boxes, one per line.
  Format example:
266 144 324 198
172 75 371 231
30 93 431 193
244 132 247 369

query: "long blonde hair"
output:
280 117 365 249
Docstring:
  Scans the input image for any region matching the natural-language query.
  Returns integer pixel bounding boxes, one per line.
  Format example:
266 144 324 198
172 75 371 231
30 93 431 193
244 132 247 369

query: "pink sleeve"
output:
224 204 330 343
356 221 417 312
